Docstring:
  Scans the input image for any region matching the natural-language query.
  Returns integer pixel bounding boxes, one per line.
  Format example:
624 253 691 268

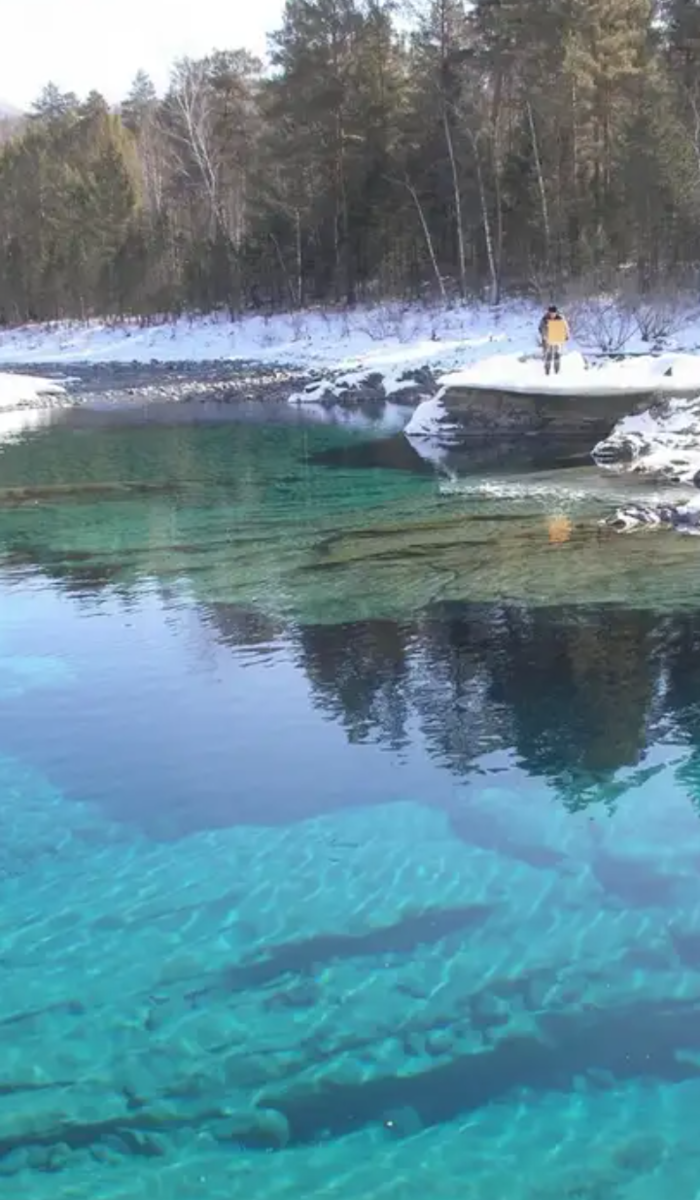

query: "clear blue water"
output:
1 403 700 1197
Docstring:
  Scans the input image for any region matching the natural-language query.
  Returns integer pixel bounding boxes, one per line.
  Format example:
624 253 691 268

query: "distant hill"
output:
0 100 21 118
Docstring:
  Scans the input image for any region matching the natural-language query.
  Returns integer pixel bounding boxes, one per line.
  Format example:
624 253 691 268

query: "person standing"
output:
538 304 570 375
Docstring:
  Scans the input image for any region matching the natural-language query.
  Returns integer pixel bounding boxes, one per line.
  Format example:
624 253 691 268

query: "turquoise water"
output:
2 404 700 1196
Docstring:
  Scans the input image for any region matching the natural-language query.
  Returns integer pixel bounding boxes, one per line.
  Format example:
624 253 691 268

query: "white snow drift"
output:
0 372 65 410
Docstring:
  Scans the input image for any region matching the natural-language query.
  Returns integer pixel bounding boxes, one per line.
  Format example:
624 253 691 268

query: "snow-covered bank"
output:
405 349 700 468
1 301 700 423
0 372 65 409
5 297 699 374
439 349 700 397
0 303 536 370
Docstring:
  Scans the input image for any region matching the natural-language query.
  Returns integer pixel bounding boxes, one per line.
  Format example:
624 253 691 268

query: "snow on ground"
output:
0 371 65 409
0 298 699 377
439 349 700 397
2 301 700 405
0 303 536 371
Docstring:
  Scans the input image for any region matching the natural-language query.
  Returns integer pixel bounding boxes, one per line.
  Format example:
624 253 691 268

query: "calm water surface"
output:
1 401 700 1198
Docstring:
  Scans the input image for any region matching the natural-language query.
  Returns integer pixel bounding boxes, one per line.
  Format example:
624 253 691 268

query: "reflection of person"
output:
547 513 572 543
538 304 570 375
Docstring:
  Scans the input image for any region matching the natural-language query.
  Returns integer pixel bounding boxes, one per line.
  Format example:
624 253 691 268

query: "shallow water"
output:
2 402 700 1197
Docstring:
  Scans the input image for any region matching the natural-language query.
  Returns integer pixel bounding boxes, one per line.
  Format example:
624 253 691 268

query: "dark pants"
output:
543 345 561 375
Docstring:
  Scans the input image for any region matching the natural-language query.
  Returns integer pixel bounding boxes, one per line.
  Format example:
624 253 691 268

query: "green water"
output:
0 407 698 620
1 404 700 1199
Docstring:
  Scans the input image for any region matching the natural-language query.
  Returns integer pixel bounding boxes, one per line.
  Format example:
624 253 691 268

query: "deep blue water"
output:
1 403 700 1197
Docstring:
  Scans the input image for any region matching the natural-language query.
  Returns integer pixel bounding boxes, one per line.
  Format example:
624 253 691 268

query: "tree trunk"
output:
270 231 298 308
526 100 552 280
295 208 303 308
443 108 467 300
467 128 499 305
387 175 447 302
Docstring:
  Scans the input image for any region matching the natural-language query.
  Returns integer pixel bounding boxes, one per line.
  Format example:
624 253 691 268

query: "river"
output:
0 385 698 1198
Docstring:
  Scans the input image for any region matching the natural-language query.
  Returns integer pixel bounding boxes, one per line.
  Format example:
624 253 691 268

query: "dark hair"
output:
547 304 557 313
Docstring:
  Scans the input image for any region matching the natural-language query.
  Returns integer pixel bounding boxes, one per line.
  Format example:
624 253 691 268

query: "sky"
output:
2 0 286 110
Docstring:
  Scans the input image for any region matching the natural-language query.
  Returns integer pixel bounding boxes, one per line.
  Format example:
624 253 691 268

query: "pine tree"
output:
0 0 697 318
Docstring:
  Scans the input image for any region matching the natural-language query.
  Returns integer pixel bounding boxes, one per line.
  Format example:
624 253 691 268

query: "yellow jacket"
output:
539 312 570 346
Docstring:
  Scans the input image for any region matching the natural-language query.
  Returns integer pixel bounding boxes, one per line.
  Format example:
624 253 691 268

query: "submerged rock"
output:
382 1105 424 1138
211 1107 291 1150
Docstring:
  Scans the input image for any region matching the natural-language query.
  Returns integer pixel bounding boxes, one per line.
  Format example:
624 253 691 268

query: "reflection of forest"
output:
207 600 700 810
1 416 699 810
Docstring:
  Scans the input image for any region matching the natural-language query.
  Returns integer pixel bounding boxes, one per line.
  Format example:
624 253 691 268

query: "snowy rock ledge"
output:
592 396 700 487
438 349 700 397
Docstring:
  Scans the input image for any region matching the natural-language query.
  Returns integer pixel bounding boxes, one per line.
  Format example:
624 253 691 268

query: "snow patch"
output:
404 391 460 442
0 372 65 409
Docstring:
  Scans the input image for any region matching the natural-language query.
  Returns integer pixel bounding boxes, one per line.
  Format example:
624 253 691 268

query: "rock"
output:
0 1148 30 1176
611 1134 666 1174
424 1028 454 1057
592 395 700 485
381 1105 424 1138
290 366 437 409
212 1106 290 1150
603 499 700 533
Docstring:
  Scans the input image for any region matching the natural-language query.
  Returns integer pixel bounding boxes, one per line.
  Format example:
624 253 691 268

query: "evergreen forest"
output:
2 0 700 323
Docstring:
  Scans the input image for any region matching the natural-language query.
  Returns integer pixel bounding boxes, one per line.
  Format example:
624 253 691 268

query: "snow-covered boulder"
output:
404 390 461 442
288 365 435 407
602 496 700 534
592 395 700 486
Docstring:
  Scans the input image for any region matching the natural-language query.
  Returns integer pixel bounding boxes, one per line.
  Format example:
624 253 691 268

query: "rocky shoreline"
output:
0 359 314 408
3 356 700 537
0 359 436 411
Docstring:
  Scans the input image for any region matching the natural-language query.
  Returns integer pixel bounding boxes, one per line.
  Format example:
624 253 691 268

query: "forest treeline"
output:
2 0 700 323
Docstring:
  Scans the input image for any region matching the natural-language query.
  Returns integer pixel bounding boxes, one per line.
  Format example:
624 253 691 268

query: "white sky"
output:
2 0 286 109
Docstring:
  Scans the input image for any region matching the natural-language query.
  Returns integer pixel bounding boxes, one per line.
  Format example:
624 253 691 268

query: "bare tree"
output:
387 173 447 300
166 58 223 239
